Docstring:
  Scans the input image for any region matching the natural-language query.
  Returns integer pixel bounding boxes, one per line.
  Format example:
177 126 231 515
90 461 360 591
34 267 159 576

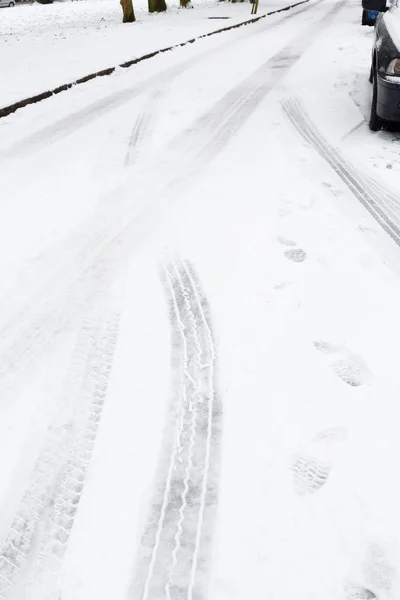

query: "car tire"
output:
8 2 15 5
369 63 374 83
369 67 384 131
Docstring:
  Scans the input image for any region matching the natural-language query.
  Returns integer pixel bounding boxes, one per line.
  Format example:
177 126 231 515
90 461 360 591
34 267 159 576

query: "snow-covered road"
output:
2 1 400 599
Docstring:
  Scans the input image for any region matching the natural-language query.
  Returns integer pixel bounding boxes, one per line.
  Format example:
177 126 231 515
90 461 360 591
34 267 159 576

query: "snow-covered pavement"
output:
1 1 400 599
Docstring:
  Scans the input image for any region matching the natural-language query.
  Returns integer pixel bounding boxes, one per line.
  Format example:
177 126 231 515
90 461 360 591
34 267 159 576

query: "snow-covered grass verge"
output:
1 0 287 107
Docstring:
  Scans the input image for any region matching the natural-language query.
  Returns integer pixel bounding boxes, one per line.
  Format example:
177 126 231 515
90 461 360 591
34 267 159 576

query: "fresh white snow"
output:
0 0 287 107
1 0 400 599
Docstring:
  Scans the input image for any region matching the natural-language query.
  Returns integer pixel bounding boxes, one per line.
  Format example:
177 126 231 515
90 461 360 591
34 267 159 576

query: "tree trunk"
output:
148 0 166 12
120 0 135 22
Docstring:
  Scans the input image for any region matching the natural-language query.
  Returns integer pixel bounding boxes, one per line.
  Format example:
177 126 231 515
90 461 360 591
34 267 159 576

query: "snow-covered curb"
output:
0 0 308 119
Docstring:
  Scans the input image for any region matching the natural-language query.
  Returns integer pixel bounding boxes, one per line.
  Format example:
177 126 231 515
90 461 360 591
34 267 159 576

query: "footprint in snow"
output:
314 426 347 443
277 235 296 247
313 340 371 387
345 587 377 600
313 340 341 354
345 545 395 600
365 544 395 593
332 359 366 387
284 248 307 263
277 236 307 263
291 426 346 496
292 454 331 495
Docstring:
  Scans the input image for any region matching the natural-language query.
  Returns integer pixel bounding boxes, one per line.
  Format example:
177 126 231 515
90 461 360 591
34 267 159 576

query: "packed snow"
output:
1 0 400 599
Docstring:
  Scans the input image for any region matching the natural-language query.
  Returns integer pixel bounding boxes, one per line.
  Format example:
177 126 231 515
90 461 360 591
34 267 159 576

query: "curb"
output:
0 0 309 121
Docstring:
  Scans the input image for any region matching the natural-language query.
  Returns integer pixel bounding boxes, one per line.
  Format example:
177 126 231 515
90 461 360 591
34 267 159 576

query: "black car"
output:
366 0 400 129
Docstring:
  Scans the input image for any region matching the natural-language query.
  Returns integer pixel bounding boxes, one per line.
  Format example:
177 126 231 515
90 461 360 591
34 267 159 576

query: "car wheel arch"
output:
369 60 384 130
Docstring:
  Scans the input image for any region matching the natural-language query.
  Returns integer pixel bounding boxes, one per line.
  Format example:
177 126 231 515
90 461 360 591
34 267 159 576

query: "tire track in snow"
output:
119 0 340 194
0 267 125 600
0 0 339 411
124 88 166 168
1 0 319 161
165 262 203 600
282 97 400 248
129 259 221 600
120 0 325 171
173 0 344 164
26 311 121 600
0 0 320 391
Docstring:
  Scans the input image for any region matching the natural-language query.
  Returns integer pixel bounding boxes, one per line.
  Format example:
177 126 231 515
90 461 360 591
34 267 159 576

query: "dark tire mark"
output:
128 259 221 600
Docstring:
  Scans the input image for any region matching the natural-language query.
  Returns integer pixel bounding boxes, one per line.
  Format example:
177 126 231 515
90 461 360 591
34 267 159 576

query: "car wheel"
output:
369 64 373 83
369 66 383 131
8 2 15 5
362 9 368 24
